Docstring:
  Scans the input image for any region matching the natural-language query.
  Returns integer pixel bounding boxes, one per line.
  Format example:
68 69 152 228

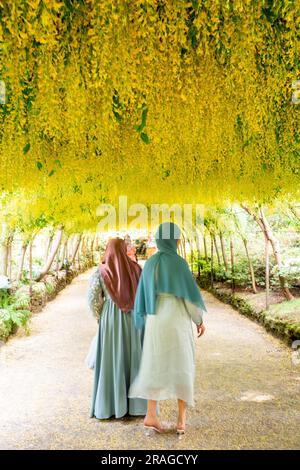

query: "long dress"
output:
88 268 147 419
128 293 203 406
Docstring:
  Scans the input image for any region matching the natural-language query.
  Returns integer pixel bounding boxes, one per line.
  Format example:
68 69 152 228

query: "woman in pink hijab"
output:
87 238 147 419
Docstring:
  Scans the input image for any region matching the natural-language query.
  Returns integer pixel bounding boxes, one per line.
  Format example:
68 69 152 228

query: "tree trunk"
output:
67 234 74 263
36 226 63 281
65 236 70 263
195 231 202 279
195 229 201 279
7 233 14 280
197 251 201 278
82 235 87 257
79 235 84 268
190 240 194 273
29 240 33 310
230 237 235 294
259 207 293 300
213 234 221 266
90 234 96 265
55 247 60 277
44 233 53 263
0 223 9 276
242 205 294 301
178 239 183 258
181 233 187 260
70 234 82 267
16 239 29 283
203 234 208 263
94 234 100 251
219 232 229 271
242 237 258 294
77 248 81 270
87 235 93 258
57 241 64 271
210 235 214 288
58 236 69 270
265 237 270 310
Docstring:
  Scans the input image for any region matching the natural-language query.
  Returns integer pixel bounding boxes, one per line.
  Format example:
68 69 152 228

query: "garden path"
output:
0 269 299 449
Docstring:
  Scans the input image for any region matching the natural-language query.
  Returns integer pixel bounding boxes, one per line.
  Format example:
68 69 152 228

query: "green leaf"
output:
140 132 150 144
23 143 30 154
112 93 120 106
36 161 43 171
188 25 198 49
113 110 122 123
48 169 55 177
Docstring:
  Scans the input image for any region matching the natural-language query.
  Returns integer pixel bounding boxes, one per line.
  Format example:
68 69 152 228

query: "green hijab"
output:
134 222 207 329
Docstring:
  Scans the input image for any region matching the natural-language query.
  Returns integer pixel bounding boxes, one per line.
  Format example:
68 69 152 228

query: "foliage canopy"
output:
0 0 299 229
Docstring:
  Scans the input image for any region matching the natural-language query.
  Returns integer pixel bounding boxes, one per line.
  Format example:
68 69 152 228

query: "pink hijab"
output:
100 238 141 313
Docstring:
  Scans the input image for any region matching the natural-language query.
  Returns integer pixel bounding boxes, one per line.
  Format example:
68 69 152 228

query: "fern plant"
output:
0 289 31 340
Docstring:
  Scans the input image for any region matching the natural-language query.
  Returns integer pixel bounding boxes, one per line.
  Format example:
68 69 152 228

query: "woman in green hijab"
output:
128 222 207 434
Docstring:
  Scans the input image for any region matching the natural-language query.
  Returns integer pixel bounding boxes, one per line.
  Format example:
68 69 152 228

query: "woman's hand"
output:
197 323 206 338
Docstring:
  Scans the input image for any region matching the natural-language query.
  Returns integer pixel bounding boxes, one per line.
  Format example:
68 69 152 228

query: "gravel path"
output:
0 269 299 450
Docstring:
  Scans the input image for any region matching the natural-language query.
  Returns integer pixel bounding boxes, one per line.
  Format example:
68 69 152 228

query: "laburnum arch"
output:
0 0 299 230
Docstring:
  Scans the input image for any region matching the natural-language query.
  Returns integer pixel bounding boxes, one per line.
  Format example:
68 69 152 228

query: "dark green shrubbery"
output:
191 255 280 289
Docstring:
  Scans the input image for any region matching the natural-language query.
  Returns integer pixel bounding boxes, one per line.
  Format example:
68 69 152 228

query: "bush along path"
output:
198 280 300 346
0 256 97 341
0 271 299 450
0 225 105 342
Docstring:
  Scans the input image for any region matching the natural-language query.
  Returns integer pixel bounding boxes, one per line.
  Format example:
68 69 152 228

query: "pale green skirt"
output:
128 293 196 406
90 300 147 419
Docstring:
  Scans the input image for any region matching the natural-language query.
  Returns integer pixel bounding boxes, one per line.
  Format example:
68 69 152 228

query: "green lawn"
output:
268 298 300 322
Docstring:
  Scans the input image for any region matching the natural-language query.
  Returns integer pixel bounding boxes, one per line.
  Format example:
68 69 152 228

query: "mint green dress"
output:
88 269 147 419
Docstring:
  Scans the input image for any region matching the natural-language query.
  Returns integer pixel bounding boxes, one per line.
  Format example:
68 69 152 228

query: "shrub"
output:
45 281 56 295
194 253 282 289
0 289 31 340
272 258 300 287
12 289 31 309
31 282 47 298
